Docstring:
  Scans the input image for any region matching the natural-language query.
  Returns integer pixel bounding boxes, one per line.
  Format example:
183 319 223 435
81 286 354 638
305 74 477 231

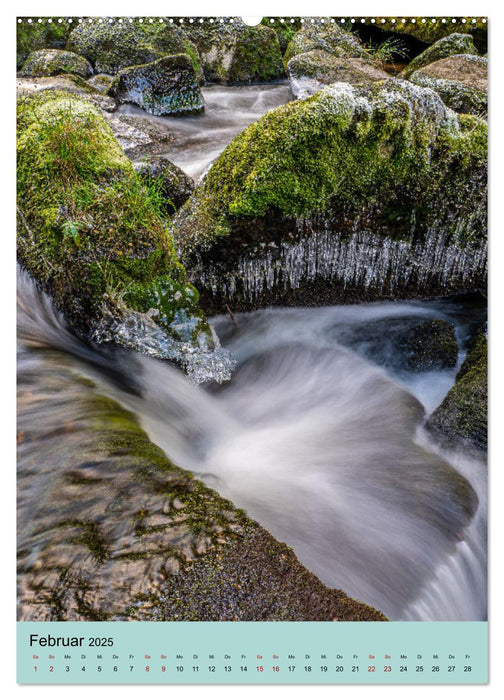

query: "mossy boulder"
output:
67 19 202 76
133 156 195 215
174 80 487 313
183 19 284 83
284 24 369 63
400 34 478 79
16 74 116 112
20 48 93 79
17 17 76 70
287 50 388 98
16 90 219 373
427 329 487 453
409 55 487 116
109 54 204 116
385 17 487 45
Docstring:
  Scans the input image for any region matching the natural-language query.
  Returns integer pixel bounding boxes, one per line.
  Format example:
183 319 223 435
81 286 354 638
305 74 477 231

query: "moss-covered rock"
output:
427 329 487 453
409 55 487 116
17 17 76 70
16 74 116 112
174 80 487 312
18 371 386 621
284 24 370 63
67 19 202 76
400 33 478 79
16 90 220 373
184 19 284 83
109 54 204 116
287 50 388 98
20 48 93 78
133 156 195 215
385 17 487 46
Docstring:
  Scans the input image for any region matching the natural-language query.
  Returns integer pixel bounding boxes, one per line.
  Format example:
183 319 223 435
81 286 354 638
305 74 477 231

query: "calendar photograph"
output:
16 13 488 684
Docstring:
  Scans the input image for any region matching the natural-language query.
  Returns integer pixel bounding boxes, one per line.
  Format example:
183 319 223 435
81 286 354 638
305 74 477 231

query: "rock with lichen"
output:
133 156 195 215
184 19 285 83
20 48 93 78
409 55 487 116
287 50 388 99
109 54 204 116
16 90 228 377
400 33 478 79
427 329 487 453
67 19 202 77
173 79 487 313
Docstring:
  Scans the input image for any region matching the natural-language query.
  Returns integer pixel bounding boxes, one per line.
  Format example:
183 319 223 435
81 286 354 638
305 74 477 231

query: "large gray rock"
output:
20 48 93 79
109 54 204 116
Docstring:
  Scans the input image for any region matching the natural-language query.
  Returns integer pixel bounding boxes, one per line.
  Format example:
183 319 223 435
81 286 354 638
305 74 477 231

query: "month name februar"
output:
29 634 84 647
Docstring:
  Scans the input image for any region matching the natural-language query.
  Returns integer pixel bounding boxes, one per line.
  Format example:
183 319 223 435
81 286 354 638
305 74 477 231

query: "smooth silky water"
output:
17 83 487 622
118 82 294 180
17 269 486 621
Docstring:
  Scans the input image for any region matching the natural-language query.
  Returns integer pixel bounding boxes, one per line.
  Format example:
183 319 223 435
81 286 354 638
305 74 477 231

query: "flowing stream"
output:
18 270 487 621
18 83 487 622
118 82 294 180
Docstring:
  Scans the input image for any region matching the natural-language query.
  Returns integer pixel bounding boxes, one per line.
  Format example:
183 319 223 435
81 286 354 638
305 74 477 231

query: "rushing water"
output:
17 270 487 621
118 82 293 180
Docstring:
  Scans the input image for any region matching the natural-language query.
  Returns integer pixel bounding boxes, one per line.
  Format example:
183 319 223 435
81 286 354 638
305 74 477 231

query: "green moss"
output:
16 90 204 339
262 17 302 53
175 80 487 256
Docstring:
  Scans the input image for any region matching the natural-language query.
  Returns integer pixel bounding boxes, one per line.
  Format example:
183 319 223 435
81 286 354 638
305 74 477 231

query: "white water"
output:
18 272 487 621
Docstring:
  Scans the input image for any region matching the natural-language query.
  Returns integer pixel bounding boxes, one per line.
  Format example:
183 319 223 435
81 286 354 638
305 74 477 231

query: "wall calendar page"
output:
15 7 488 688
